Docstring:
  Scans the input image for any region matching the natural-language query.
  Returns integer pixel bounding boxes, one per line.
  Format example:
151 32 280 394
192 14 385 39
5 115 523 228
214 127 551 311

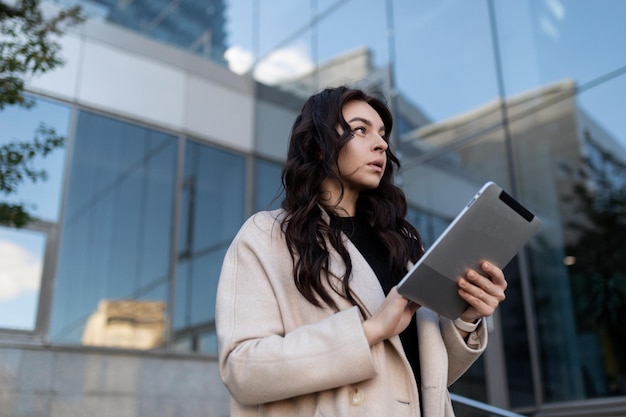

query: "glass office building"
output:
1 0 625 415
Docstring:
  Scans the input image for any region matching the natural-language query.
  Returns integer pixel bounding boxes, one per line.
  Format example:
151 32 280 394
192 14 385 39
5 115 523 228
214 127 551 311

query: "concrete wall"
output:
0 345 230 417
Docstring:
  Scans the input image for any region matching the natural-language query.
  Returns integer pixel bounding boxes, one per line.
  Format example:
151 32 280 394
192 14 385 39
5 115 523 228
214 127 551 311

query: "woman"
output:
216 86 507 416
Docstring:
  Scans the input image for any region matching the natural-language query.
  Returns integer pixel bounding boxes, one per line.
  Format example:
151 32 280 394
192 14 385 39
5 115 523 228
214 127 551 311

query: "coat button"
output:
349 388 364 406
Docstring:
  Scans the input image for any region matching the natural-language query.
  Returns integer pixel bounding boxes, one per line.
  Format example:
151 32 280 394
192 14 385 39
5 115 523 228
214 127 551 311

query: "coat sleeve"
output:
215 213 377 406
417 308 487 390
440 316 488 385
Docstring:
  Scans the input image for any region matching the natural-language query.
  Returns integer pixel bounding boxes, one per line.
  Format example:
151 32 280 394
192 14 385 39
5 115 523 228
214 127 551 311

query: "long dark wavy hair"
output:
280 86 424 313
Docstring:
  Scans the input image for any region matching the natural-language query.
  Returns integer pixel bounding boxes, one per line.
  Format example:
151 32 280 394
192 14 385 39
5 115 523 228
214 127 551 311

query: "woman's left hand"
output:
457 261 507 323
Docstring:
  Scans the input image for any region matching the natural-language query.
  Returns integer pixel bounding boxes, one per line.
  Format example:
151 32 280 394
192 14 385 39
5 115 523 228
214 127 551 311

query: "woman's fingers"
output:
363 287 420 345
458 262 507 318
480 261 507 290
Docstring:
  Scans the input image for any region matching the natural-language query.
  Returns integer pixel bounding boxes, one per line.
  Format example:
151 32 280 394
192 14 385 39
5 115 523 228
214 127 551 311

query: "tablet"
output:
397 181 541 319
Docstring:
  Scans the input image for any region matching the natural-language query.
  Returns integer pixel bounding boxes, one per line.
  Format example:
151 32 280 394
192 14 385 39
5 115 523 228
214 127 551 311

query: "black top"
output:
334 216 422 392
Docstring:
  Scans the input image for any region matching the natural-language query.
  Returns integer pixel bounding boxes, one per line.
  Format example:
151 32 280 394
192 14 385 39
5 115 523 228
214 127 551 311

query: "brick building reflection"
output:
82 299 166 349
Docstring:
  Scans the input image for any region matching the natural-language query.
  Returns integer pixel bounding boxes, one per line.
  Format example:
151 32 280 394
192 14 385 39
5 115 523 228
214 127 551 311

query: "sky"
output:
0 228 44 329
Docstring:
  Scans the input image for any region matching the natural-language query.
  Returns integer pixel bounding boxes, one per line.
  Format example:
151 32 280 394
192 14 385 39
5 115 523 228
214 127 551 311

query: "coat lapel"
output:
321 208 416 389
319 208 409 351
319 206 386 317
338 239 414 368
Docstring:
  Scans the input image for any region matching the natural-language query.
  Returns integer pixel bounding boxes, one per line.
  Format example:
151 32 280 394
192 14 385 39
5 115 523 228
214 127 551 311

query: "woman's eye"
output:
353 127 366 135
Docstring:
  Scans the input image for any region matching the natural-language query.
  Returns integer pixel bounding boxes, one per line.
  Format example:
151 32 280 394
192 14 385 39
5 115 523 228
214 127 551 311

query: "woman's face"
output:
336 100 389 193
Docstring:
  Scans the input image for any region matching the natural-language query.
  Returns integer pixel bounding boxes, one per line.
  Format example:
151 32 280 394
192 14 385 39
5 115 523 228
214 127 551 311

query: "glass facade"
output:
173 139 246 354
1 0 625 414
50 111 178 346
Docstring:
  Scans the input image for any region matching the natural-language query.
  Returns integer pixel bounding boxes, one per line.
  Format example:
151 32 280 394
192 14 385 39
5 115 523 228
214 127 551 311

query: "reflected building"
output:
77 0 228 63
400 79 626 402
82 299 166 349
401 79 626 232
277 47 383 98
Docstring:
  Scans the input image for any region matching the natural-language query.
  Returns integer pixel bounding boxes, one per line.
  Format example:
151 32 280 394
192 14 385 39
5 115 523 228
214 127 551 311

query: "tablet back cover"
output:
397 182 541 319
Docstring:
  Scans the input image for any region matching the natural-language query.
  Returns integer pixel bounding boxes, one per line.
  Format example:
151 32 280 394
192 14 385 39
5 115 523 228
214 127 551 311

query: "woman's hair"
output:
280 86 424 313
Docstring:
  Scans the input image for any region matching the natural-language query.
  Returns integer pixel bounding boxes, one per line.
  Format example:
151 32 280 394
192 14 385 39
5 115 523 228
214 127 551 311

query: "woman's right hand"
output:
362 286 420 346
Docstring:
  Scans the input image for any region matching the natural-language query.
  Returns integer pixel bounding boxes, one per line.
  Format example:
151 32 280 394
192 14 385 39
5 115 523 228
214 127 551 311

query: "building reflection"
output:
82 299 166 349
399 79 626 400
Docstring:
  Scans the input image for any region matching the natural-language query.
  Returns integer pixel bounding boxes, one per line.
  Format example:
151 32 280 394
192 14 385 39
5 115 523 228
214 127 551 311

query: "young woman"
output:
216 86 507 416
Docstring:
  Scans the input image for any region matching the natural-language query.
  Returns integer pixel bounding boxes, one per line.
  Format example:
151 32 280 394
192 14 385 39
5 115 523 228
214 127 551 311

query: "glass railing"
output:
450 393 526 417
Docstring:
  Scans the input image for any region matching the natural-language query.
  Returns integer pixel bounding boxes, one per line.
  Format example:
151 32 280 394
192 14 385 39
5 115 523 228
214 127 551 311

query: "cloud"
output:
224 44 314 85
224 45 255 75
540 15 560 41
0 240 42 300
546 0 565 20
254 46 314 85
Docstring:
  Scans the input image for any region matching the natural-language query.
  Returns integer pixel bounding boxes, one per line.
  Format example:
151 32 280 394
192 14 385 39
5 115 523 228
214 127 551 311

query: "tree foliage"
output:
0 123 64 226
565 131 626 394
0 0 83 227
1 0 83 108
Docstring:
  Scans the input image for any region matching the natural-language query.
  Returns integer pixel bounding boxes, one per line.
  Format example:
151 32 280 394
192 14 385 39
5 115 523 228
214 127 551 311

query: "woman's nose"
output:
374 135 388 152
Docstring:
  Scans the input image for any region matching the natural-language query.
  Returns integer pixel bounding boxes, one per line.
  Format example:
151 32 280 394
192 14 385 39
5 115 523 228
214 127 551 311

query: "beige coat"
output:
216 210 487 416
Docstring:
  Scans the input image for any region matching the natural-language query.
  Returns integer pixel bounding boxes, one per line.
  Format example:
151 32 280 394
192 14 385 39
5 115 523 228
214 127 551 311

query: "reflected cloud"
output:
540 15 560 41
0 239 41 300
224 45 254 75
254 46 314 85
403 0 460 30
224 44 314 85
546 0 566 20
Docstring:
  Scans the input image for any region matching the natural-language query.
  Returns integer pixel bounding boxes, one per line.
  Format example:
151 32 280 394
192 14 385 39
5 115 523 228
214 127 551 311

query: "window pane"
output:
256 0 310 63
50 111 177 349
494 1 626 98
316 0 390 89
495 0 626 403
226 0 312 81
255 31 314 94
393 0 499 124
254 159 283 212
173 139 245 354
0 227 46 330
0 97 70 222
